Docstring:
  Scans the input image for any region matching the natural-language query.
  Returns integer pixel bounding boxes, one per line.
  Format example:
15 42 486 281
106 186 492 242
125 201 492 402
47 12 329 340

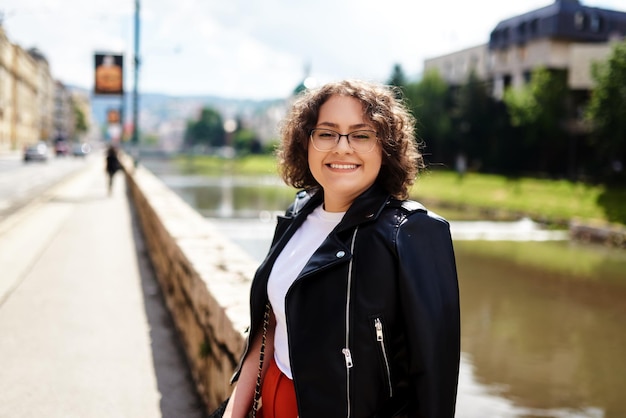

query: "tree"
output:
233 128 262 155
184 107 226 149
404 70 454 167
454 70 503 172
73 103 89 137
503 67 569 175
585 40 626 182
387 63 408 87
387 64 408 100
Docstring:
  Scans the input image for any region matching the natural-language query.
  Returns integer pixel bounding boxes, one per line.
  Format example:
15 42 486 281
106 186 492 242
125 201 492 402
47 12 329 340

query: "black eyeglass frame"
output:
309 128 379 153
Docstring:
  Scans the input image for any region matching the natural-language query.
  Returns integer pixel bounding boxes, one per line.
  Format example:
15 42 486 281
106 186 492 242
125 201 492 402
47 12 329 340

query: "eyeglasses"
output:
309 128 378 153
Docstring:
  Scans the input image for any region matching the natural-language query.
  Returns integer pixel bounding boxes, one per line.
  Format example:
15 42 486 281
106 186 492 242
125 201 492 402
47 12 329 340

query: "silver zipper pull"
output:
342 348 354 368
375 318 383 341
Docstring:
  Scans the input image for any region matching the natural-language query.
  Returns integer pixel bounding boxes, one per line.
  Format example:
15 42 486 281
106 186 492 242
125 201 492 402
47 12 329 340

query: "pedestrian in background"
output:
221 79 460 417
105 145 121 195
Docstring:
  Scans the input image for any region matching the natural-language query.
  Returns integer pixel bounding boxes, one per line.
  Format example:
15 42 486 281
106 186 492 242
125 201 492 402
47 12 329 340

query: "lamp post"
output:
131 0 140 147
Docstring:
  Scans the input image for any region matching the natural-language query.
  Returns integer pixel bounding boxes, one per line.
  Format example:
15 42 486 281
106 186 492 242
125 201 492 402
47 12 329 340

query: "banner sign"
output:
107 108 121 124
94 53 124 95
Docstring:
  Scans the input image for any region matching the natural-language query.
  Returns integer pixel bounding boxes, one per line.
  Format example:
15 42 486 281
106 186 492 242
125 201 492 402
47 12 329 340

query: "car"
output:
23 142 49 162
72 143 91 157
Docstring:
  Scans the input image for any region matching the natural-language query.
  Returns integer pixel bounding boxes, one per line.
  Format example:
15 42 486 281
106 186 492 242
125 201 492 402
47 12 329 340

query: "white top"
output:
267 205 345 379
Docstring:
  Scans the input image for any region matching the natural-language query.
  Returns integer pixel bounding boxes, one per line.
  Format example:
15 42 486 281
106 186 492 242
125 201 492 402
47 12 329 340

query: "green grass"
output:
174 154 626 226
411 170 615 224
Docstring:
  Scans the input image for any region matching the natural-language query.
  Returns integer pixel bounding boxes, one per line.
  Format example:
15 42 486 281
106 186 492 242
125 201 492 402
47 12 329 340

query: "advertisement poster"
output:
94 54 124 95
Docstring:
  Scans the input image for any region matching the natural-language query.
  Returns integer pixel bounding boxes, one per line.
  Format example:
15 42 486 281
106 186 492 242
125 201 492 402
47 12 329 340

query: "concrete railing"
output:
122 159 258 411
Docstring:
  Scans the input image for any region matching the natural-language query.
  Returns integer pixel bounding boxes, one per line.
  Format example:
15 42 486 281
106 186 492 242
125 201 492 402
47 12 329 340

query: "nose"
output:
334 134 353 152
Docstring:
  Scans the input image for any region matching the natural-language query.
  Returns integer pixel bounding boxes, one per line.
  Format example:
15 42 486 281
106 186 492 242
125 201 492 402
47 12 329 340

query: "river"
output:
142 158 626 418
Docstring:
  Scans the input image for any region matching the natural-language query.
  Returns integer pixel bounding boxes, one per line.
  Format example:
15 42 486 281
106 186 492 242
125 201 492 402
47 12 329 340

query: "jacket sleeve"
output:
395 211 460 417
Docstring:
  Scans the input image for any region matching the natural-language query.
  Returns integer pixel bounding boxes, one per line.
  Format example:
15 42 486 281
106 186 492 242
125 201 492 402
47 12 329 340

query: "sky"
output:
2 0 626 100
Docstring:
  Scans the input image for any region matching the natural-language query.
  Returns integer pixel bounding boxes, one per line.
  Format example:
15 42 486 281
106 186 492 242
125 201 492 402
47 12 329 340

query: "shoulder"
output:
386 199 449 227
387 199 426 213
285 189 318 217
385 201 455 258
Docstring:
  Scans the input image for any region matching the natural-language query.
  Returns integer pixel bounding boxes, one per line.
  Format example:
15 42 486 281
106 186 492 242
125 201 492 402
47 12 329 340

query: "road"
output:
0 150 98 221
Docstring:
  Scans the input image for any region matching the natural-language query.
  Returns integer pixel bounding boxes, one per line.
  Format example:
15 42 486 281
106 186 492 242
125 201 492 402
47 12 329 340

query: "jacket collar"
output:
253 183 393 298
294 182 392 233
336 182 392 232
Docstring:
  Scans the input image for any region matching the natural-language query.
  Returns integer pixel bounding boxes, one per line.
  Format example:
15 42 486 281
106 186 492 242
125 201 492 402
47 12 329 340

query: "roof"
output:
489 0 626 50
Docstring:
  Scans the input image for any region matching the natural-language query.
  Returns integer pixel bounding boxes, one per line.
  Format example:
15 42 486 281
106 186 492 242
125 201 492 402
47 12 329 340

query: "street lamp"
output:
131 0 140 147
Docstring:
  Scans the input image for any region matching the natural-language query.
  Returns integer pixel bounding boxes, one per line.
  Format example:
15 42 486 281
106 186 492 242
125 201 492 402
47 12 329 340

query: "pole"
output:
131 0 140 146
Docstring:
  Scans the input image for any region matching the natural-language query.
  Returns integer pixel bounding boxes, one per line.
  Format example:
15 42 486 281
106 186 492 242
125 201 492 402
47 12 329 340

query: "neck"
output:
323 195 355 213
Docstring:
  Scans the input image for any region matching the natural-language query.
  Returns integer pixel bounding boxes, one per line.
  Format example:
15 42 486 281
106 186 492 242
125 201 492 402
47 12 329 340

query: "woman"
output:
105 145 121 195
224 80 460 417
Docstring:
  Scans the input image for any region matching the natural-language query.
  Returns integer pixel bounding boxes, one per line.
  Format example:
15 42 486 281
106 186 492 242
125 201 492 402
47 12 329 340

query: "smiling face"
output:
308 94 383 212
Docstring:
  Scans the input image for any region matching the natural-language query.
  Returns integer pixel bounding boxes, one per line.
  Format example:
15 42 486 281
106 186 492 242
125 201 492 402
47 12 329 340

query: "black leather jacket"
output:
236 183 460 417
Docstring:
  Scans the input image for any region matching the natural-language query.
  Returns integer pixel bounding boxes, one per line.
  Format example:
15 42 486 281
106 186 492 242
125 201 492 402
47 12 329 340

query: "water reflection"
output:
141 159 626 418
456 242 626 417
159 177 294 218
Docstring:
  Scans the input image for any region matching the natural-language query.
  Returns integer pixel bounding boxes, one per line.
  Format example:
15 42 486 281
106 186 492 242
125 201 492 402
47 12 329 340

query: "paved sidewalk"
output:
0 159 205 417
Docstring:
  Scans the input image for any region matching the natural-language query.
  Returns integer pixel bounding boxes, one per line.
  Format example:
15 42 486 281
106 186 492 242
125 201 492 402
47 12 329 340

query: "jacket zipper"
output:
374 317 393 398
343 227 358 418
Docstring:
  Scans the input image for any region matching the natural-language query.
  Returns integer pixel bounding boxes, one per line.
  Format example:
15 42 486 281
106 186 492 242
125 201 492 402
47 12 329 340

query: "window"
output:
575 12 586 30
590 14 603 32
529 18 539 34
517 22 527 44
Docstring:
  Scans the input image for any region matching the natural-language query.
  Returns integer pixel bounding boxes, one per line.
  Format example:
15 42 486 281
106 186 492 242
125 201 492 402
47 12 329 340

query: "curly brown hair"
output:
276 79 423 200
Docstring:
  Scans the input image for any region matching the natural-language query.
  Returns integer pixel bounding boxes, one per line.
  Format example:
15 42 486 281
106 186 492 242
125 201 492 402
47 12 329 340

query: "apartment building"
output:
53 81 75 142
0 25 70 152
0 27 14 151
1 25 43 151
424 0 626 99
29 48 55 143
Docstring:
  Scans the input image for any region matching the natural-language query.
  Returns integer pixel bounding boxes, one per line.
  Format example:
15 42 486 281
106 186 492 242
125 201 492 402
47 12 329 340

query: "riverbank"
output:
412 170 626 248
173 155 626 248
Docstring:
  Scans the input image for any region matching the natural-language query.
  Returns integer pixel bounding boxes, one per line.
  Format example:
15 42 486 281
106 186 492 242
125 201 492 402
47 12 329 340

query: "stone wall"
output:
122 159 258 411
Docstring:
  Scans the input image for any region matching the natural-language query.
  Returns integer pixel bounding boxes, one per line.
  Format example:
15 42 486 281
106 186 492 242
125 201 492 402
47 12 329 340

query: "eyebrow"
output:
316 122 373 130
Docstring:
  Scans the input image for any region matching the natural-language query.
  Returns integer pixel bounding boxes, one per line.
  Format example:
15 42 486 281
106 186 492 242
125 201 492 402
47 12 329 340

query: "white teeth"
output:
329 164 357 169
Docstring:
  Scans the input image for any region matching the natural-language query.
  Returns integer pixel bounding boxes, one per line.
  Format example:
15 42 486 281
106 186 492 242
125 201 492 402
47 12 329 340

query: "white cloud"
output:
2 0 625 99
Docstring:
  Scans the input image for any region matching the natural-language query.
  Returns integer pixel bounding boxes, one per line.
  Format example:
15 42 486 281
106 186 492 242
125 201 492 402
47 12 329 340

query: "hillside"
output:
69 85 284 126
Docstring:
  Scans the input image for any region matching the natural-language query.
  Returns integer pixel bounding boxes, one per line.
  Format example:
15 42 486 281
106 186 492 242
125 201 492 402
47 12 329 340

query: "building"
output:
29 48 55 143
0 25 70 152
11 42 39 150
424 0 626 99
53 81 75 142
0 27 13 151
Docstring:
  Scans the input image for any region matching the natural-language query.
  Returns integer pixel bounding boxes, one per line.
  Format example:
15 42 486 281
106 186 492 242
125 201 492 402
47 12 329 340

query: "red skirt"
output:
258 358 298 418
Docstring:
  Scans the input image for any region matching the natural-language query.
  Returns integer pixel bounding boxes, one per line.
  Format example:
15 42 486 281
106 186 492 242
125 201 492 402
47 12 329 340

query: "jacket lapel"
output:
253 190 323 287
294 183 392 280
256 183 392 288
